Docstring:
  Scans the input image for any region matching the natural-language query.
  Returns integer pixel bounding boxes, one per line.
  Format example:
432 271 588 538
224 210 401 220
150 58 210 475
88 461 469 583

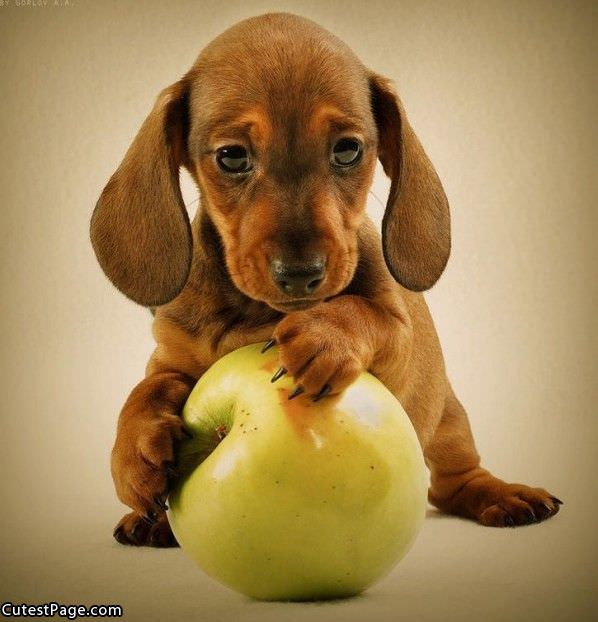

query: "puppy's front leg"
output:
272 295 404 399
110 371 196 546
426 388 562 526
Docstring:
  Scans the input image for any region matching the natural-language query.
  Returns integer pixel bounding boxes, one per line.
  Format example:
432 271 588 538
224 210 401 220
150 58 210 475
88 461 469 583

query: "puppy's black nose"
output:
270 258 326 297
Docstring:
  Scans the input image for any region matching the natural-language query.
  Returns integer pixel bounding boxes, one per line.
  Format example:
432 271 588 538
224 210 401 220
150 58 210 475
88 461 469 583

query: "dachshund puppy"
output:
90 13 561 547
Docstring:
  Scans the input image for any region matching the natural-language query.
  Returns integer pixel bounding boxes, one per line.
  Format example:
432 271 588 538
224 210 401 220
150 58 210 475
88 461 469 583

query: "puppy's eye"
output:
216 145 251 174
331 138 362 167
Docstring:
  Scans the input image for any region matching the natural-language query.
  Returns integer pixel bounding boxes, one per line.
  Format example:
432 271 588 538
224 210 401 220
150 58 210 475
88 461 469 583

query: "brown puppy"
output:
90 13 561 547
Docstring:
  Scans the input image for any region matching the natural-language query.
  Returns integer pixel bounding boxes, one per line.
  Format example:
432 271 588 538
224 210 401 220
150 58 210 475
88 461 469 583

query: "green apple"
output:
167 342 427 601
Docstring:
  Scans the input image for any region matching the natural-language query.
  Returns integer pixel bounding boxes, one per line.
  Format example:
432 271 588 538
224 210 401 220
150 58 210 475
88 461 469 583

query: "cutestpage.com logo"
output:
1 602 123 620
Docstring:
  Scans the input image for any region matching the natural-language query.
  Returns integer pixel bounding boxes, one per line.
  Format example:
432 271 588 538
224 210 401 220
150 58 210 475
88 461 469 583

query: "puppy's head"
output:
91 13 450 310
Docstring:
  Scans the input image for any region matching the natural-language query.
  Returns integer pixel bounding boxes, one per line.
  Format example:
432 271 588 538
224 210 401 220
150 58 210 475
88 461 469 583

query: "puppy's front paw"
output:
271 309 364 400
113 510 178 547
111 412 191 520
478 484 563 527
430 473 563 527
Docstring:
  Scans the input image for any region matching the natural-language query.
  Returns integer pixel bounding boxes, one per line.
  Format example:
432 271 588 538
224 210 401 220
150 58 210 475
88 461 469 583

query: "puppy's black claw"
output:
113 526 128 544
313 384 332 402
154 496 168 512
271 367 287 383
288 385 305 400
551 496 563 505
504 514 515 527
261 339 276 353
525 508 537 523
165 463 178 479
130 519 144 542
143 511 158 525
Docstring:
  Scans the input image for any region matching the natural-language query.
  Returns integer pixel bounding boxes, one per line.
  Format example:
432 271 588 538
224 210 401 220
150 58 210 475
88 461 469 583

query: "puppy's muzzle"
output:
270 257 326 297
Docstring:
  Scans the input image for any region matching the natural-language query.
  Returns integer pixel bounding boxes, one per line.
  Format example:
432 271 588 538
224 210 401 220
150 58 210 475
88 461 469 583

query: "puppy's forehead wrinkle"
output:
193 61 367 134
189 14 370 141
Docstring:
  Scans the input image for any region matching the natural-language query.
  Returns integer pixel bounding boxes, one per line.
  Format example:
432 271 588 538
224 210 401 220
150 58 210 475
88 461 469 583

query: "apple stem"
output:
215 424 228 441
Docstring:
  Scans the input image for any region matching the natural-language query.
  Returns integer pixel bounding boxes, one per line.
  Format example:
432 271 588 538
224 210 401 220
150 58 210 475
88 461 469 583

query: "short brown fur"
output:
91 13 561 546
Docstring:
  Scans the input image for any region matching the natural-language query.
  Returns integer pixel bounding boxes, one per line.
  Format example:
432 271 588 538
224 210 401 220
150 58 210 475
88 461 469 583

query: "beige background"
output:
0 0 596 620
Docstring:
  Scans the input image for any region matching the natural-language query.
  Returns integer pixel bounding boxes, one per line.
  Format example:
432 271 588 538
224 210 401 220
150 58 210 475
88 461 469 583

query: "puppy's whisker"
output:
367 189 385 209
184 196 200 209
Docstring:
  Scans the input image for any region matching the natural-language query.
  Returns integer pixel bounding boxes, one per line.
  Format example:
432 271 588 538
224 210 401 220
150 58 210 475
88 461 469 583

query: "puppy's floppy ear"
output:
369 72 450 291
90 79 192 307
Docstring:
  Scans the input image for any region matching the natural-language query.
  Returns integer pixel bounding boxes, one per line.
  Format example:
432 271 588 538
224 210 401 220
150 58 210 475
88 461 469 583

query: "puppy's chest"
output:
207 303 279 360
156 292 281 376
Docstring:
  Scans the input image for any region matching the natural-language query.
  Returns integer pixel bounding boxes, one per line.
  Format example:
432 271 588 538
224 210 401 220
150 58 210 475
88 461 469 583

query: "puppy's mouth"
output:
269 298 322 312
